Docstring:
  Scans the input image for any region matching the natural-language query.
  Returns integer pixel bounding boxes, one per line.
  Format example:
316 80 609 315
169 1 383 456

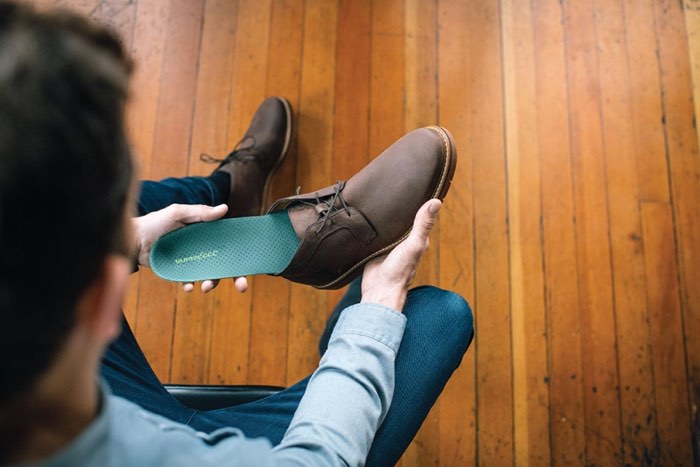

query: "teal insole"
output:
150 211 300 282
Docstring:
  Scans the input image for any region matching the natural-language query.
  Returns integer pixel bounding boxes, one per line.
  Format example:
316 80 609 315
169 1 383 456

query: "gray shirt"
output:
22 303 406 466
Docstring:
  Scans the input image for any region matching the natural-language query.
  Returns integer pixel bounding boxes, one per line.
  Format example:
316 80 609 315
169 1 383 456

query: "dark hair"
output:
0 2 133 404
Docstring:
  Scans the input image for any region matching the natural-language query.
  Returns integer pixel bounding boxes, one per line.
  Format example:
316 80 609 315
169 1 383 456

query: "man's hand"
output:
361 199 441 311
132 204 248 293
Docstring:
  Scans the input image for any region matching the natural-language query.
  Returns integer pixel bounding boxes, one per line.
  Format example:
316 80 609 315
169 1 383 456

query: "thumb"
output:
199 204 228 222
400 199 441 260
175 204 228 224
411 199 441 243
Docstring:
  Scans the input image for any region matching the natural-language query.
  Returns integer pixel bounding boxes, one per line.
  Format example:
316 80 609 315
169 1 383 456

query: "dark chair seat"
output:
164 384 284 411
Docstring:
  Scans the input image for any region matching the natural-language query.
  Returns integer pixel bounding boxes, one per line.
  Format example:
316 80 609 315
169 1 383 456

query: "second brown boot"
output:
203 96 292 218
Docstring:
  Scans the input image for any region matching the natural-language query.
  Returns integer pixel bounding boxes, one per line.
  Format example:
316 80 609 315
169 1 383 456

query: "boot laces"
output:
199 135 257 166
298 182 351 233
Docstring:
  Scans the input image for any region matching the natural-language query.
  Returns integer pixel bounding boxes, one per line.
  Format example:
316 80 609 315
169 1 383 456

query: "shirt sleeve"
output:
271 302 407 466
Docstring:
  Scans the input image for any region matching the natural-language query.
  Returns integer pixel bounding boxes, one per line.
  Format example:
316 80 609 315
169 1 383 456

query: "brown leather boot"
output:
267 126 457 289
204 96 292 218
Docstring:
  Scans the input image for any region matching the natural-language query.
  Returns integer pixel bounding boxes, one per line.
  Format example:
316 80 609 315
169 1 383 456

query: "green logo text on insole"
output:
174 250 219 265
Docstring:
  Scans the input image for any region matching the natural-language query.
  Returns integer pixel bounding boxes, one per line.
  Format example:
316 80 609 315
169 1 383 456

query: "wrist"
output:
130 217 147 268
360 287 406 312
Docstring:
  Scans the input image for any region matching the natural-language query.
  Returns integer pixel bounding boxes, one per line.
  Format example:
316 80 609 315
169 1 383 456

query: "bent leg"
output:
101 317 196 425
188 283 473 466
137 173 229 216
188 378 310 440
107 175 230 417
365 286 473 465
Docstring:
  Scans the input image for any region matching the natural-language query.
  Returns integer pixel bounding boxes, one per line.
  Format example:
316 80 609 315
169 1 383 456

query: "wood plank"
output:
641 202 693 465
247 0 305 387
221 0 280 386
226 0 273 142
127 0 180 377
562 0 623 462
325 0 371 327
436 0 477 463
126 0 170 179
684 0 700 167
170 290 214 384
368 0 405 157
254 0 304 372
182 0 239 385
654 0 700 459
459 0 514 464
367 1 404 374
501 0 551 465
404 0 438 132
204 0 275 386
159 0 208 384
404 0 438 290
594 0 658 463
135 1 201 381
333 0 371 181
286 0 338 385
531 0 585 463
623 0 669 202
208 0 272 386
401 2 440 464
367 0 409 447
207 286 251 385
187 0 238 182
265 0 304 206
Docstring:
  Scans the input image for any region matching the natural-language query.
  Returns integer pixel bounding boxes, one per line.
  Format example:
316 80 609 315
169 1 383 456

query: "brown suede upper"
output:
268 126 457 289
212 97 292 218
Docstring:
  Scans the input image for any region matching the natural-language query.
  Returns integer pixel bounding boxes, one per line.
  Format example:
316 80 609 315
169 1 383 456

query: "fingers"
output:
201 277 248 293
201 279 219 293
234 276 248 293
181 280 217 293
181 277 248 294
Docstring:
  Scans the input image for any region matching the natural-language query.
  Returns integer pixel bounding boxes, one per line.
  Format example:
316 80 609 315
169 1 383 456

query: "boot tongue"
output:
287 204 320 239
267 181 350 237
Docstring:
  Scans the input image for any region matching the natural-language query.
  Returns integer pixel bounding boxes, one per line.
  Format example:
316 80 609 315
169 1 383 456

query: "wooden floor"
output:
36 0 700 465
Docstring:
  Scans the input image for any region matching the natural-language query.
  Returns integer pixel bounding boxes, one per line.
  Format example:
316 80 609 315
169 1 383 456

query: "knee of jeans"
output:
409 286 474 348
439 289 474 347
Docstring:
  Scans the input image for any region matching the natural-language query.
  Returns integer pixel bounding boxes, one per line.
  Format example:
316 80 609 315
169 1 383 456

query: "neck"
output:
0 327 101 464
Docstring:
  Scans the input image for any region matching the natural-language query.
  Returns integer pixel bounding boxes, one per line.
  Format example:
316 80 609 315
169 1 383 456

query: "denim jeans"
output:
136 177 225 216
102 176 474 466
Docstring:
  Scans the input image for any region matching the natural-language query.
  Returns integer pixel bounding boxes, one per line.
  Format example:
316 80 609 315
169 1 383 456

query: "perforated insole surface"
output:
150 211 300 282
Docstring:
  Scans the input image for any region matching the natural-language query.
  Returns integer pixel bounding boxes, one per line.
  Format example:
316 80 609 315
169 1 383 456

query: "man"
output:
0 3 473 465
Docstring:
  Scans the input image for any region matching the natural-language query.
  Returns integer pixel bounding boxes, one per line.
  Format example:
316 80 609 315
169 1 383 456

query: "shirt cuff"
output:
330 302 407 353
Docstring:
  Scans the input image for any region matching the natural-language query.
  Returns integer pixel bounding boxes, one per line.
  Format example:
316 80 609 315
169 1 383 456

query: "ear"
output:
75 255 131 342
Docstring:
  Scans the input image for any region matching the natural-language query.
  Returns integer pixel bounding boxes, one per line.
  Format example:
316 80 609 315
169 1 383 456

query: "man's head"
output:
0 2 134 405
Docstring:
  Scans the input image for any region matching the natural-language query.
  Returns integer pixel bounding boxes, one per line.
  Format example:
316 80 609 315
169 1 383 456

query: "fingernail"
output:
428 199 442 214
